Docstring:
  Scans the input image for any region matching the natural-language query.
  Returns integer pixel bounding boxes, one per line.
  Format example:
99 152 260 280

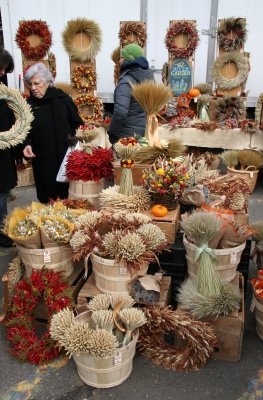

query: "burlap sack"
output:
180 185 209 206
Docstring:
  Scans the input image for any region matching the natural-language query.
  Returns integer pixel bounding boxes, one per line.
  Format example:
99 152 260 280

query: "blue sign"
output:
169 58 192 96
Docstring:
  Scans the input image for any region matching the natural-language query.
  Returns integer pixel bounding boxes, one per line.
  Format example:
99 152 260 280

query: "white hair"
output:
24 62 54 87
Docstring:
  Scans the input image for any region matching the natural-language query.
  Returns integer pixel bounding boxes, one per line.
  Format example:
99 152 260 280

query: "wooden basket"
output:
68 179 105 208
253 295 263 340
91 253 148 295
183 236 246 284
227 166 259 193
16 244 74 278
17 167 35 187
150 193 178 211
73 308 139 388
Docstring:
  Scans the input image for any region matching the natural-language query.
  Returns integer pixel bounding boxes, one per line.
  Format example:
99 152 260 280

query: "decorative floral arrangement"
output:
142 158 190 198
50 294 147 358
75 124 99 144
40 216 73 243
119 22 147 48
16 20 52 59
215 96 245 123
165 21 199 58
4 269 74 364
69 211 167 273
11 217 38 238
71 64 96 93
218 118 239 130
74 94 103 121
48 52 56 78
217 17 247 52
65 148 114 182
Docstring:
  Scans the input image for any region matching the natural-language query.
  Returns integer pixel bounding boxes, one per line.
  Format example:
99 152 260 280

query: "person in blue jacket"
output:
108 43 154 144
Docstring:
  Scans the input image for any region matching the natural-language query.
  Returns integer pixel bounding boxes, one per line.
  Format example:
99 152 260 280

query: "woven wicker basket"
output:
16 244 74 278
183 236 246 284
73 308 139 388
17 167 35 187
227 166 259 193
150 193 178 211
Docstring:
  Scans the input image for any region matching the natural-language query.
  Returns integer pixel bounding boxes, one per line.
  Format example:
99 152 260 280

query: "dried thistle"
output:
137 223 167 251
88 329 118 358
91 310 114 331
88 293 111 311
110 294 135 309
220 150 239 168
178 278 241 318
50 308 75 342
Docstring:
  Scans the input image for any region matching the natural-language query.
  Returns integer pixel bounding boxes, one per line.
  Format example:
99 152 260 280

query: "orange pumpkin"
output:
151 204 168 217
188 88 200 98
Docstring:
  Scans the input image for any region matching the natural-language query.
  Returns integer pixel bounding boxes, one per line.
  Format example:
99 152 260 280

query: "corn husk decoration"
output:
181 211 222 297
131 81 172 147
114 137 140 196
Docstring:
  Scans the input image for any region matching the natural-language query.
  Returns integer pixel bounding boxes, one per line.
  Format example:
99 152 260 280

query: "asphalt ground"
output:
0 184 262 400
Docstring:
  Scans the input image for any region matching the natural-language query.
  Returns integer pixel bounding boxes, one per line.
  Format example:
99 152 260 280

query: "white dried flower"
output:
118 233 146 262
50 308 75 342
138 223 167 250
75 211 102 229
88 293 111 311
70 231 90 250
88 329 118 358
91 310 114 331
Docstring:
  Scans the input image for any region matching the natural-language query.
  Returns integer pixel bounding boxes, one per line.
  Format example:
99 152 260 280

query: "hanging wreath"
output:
165 21 199 58
4 269 74 365
16 20 52 60
0 84 34 150
255 93 263 129
62 18 102 62
48 52 56 78
215 95 245 122
211 52 249 91
75 94 104 121
138 306 216 371
119 22 147 48
218 18 247 52
71 64 96 93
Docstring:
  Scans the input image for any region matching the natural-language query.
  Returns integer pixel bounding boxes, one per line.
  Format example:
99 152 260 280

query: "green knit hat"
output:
121 43 144 61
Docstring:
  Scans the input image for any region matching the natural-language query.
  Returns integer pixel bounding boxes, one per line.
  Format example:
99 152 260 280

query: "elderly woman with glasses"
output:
23 62 83 203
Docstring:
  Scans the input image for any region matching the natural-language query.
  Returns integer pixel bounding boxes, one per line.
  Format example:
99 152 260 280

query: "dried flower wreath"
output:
119 22 147 48
74 94 103 121
16 20 52 59
71 64 96 93
217 17 247 52
165 21 199 58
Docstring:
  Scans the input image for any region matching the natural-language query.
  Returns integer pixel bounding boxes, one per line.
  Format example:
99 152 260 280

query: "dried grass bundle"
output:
91 310 114 331
100 185 151 213
88 293 111 311
192 159 220 184
119 308 147 345
50 308 75 342
134 139 185 164
137 223 167 250
111 46 121 64
7 256 24 300
88 329 118 358
110 294 135 310
62 322 93 357
220 150 239 168
178 278 241 319
238 149 263 169
181 211 222 245
55 82 73 96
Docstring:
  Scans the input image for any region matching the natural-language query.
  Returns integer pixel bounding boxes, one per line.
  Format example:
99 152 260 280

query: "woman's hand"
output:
23 145 36 158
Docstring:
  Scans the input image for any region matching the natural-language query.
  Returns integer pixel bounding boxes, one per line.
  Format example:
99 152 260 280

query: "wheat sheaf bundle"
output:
111 46 121 64
134 138 185 164
220 150 239 168
100 185 151 213
62 18 102 62
0 84 34 150
238 149 263 170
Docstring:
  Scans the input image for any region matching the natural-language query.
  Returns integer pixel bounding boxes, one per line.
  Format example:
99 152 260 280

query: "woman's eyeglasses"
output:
28 81 43 88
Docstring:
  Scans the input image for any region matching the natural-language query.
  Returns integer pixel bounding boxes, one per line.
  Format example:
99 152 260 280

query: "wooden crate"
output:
143 205 180 244
77 273 172 307
204 273 244 362
113 162 151 186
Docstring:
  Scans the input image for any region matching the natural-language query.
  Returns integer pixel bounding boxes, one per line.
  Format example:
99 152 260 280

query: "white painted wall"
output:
1 0 262 104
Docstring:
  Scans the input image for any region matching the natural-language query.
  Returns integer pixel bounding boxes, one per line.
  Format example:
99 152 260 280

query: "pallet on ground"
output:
77 272 172 307
143 205 180 244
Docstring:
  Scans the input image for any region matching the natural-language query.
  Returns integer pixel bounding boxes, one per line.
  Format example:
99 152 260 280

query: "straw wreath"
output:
62 18 102 62
0 84 34 150
211 52 249 90
119 22 147 48
138 306 216 371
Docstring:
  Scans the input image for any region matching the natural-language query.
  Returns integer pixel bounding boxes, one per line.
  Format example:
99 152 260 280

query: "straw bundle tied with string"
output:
131 81 172 147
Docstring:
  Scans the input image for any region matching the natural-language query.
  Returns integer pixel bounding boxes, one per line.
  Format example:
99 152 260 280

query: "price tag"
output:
114 351 122 365
250 299 255 312
119 266 128 275
230 252 237 264
43 250 51 263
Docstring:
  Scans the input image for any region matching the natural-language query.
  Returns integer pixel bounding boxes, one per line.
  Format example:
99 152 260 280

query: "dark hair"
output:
0 47 14 73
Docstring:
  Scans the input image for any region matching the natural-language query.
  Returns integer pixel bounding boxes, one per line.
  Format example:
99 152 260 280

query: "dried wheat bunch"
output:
131 81 172 115
100 185 151 213
117 232 146 262
7 256 25 300
88 329 118 358
238 150 263 169
75 127 99 143
119 308 147 345
74 211 102 229
50 308 75 342
62 322 93 357
220 150 239 168
91 310 114 331
88 293 111 311
111 46 121 64
110 294 135 310
137 223 167 251
181 211 222 245
101 231 123 259
70 231 91 251
177 278 241 319
111 212 151 229
134 139 185 164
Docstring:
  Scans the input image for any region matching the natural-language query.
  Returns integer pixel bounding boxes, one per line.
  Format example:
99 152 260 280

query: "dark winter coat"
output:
108 57 154 144
0 100 17 192
26 86 83 203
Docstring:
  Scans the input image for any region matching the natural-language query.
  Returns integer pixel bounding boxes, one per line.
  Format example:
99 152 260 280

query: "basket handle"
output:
245 165 257 171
